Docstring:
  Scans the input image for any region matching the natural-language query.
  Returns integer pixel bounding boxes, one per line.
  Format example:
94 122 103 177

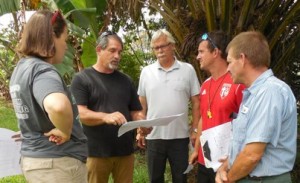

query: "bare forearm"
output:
191 110 199 129
139 96 148 117
193 118 203 151
136 96 151 136
131 110 145 121
228 143 266 181
43 93 73 137
191 95 200 128
78 105 127 126
228 155 258 181
78 107 109 126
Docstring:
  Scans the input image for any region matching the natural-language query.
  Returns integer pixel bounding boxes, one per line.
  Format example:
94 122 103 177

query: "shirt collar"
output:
247 69 274 93
155 58 180 72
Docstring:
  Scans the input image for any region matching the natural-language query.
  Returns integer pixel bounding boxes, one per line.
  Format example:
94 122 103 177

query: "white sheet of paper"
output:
200 122 232 172
118 113 184 137
0 128 22 178
183 164 194 174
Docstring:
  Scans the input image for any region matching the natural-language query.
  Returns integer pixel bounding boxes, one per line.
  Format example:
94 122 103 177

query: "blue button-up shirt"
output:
229 69 297 177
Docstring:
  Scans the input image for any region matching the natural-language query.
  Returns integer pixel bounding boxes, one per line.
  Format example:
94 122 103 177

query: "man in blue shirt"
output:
216 31 297 183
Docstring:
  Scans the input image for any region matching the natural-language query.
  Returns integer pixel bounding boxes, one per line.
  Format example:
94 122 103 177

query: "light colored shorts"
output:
21 156 87 183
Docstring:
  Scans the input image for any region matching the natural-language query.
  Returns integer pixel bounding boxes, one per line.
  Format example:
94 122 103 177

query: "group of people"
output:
9 9 297 183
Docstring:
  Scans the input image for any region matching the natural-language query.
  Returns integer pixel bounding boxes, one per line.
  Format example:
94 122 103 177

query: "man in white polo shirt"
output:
136 29 200 183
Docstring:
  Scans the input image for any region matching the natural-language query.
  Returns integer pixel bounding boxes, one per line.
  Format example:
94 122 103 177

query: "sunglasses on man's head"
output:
96 31 118 46
51 11 63 25
201 33 218 49
100 31 117 38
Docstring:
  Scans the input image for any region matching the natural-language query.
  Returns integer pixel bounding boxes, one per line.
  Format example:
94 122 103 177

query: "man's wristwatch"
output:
192 128 197 134
137 128 144 135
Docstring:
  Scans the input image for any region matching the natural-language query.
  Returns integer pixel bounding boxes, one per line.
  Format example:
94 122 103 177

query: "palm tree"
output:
108 0 300 83
1 0 299 81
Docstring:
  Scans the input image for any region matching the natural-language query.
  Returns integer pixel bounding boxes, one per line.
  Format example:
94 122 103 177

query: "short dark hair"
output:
200 30 229 60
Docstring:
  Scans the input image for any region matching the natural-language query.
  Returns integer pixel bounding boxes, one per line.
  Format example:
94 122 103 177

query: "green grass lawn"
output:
0 99 18 131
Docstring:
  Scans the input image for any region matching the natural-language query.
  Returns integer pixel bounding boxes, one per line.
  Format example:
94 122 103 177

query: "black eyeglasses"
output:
201 33 218 49
51 11 63 25
151 43 171 51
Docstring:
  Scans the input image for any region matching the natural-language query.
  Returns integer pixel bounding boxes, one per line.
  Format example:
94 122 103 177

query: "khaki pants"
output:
21 156 88 183
87 154 134 183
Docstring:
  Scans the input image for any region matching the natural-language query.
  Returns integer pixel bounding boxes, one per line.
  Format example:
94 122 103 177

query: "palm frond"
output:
0 0 20 16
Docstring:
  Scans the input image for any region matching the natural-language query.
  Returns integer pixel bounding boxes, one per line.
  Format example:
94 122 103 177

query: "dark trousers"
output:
146 138 189 183
197 163 216 183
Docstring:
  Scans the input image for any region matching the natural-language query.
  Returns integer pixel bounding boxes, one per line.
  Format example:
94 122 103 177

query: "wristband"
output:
192 128 197 133
137 128 144 135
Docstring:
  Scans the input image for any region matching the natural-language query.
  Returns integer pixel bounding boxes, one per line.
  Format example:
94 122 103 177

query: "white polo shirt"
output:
138 60 200 139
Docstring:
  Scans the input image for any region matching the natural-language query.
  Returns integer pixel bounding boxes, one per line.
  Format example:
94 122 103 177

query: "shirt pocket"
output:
172 79 187 91
232 112 248 143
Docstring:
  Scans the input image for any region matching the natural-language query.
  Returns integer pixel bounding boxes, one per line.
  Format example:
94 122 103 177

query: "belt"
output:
245 172 290 181
245 175 264 181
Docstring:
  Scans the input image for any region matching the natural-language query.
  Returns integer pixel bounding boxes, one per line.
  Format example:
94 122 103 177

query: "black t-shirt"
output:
71 67 142 157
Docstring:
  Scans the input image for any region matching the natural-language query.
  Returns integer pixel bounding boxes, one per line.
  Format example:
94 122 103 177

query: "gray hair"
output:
150 29 176 47
96 32 123 49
